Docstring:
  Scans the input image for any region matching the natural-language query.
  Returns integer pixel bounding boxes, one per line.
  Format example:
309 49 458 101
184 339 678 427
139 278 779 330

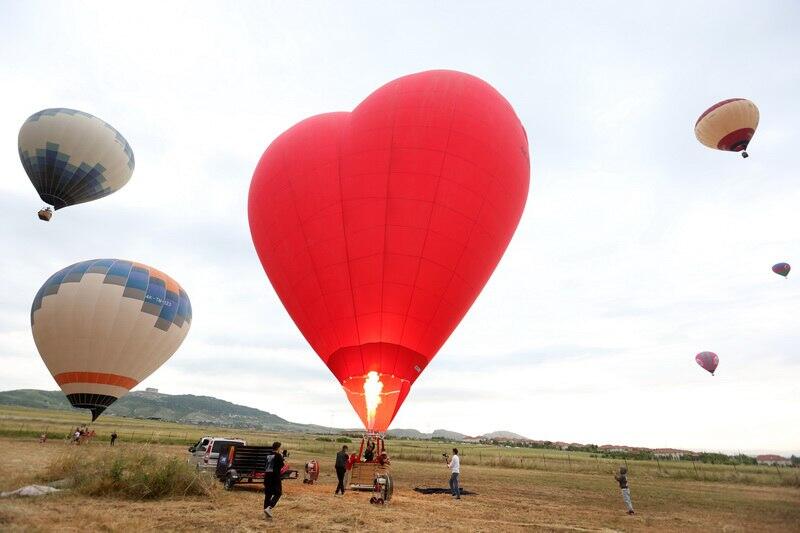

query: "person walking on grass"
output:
110 431 118 446
615 466 635 515
334 445 349 495
263 441 284 519
446 448 461 499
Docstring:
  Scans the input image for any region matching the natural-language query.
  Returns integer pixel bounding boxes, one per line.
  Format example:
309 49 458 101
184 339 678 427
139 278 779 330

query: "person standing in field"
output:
110 431 118 446
446 448 461 499
615 466 635 515
263 441 284 519
334 445 349 495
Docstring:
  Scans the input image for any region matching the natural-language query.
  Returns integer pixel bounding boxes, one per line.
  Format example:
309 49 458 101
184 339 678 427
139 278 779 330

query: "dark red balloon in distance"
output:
695 351 719 376
249 70 530 432
772 263 790 278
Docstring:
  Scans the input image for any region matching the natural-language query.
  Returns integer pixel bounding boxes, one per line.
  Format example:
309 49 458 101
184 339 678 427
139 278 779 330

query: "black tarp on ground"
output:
413 487 476 495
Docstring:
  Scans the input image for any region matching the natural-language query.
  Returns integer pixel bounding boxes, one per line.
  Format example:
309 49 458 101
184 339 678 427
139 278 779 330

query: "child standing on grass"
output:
614 466 635 515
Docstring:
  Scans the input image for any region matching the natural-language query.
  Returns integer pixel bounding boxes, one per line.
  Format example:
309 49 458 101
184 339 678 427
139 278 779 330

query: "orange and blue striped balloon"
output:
31 259 191 420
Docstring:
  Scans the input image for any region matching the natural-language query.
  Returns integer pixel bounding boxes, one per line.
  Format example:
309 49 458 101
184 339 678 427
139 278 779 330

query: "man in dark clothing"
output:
334 445 349 495
263 441 284 518
110 431 118 446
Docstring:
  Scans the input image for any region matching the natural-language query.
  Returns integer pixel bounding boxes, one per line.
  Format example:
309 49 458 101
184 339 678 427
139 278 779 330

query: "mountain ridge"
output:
0 389 524 439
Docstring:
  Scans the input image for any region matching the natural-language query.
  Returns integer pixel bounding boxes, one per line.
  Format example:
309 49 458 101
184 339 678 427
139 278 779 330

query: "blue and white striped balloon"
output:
18 108 135 211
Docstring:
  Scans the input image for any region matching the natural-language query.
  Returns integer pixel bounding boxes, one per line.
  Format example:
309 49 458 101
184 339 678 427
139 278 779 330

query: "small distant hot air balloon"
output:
18 108 135 221
695 351 719 376
772 263 790 278
31 259 192 420
695 99 759 158
249 70 530 433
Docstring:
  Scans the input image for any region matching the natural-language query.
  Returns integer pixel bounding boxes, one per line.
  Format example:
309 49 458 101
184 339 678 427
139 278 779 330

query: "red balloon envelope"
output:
695 351 719 376
249 70 530 432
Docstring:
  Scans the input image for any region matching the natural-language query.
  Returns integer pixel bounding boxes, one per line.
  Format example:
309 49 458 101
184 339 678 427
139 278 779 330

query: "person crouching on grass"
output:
614 466 635 515
264 441 284 519
446 448 461 500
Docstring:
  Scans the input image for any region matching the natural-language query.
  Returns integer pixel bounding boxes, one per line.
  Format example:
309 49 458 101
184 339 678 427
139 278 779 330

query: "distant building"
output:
653 448 690 460
756 454 791 466
145 387 159 393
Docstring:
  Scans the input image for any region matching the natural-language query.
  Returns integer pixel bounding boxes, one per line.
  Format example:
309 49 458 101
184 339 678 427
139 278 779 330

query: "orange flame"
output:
363 371 384 429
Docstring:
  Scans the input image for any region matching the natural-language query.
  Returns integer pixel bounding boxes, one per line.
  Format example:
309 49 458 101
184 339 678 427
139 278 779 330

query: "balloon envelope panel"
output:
249 70 530 432
31 259 191 419
18 108 135 210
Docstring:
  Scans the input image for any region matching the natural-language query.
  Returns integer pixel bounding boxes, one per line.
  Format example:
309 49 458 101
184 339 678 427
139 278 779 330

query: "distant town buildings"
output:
756 454 791 466
145 387 159 393
652 448 694 460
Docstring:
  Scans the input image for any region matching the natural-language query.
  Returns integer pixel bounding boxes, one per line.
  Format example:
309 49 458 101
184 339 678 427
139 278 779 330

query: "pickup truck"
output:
188 437 246 470
215 444 299 490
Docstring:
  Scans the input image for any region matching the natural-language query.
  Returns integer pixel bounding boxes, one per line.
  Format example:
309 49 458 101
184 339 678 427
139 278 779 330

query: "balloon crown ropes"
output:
694 99 759 158
31 259 192 420
249 70 530 432
18 108 135 221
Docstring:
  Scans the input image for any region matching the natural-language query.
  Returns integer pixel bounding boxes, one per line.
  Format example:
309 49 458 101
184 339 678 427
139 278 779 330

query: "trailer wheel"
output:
224 474 236 491
377 498 384 505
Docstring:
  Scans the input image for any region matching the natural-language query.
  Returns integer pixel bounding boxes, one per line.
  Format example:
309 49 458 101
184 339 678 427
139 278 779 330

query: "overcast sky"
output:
1 1 798 454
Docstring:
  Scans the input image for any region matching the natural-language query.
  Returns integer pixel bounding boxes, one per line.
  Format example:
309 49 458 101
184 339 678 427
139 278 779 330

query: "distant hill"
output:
0 389 332 433
481 430 529 440
0 389 522 440
386 428 428 439
387 428 467 440
432 429 468 440
0 389 73 411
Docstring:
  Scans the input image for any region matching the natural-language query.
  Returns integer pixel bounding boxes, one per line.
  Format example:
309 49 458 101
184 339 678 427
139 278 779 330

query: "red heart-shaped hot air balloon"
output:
249 70 530 432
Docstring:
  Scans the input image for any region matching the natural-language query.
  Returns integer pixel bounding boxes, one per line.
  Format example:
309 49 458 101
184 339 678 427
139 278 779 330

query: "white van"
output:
188 436 246 470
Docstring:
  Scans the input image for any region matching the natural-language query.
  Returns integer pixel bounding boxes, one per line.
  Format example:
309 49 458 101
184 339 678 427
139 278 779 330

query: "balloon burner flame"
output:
363 371 384 429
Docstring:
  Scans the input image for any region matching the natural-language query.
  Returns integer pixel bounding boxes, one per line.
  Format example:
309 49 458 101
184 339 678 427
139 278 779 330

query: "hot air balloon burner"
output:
38 207 53 221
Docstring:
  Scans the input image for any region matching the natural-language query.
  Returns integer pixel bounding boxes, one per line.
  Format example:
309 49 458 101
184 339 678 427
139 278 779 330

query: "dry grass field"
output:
0 406 799 531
